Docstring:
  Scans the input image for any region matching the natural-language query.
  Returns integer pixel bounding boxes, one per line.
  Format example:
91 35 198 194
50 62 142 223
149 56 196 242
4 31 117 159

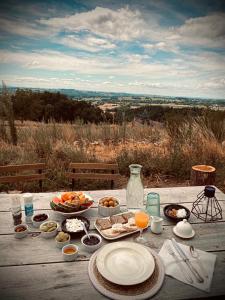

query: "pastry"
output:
123 223 138 232
122 212 135 222
101 228 121 238
110 215 126 224
112 223 127 233
96 218 112 230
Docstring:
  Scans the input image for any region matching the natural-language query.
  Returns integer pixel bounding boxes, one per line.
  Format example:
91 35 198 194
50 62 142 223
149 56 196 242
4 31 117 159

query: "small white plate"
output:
96 241 155 285
173 226 195 239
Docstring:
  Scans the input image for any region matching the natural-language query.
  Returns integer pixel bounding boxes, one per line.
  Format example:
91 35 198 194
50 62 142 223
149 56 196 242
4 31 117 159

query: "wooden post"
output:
190 165 216 186
111 170 114 189
72 168 75 190
38 169 42 191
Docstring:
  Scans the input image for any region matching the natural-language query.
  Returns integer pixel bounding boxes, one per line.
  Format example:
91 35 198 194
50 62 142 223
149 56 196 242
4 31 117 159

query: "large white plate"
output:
51 193 93 216
96 241 155 285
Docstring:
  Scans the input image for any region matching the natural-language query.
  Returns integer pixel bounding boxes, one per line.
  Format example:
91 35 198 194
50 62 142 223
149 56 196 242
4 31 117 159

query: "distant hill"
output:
1 86 225 106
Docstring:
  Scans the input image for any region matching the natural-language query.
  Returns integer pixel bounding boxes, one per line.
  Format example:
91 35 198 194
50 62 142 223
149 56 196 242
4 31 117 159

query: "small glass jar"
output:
146 192 160 217
11 195 22 226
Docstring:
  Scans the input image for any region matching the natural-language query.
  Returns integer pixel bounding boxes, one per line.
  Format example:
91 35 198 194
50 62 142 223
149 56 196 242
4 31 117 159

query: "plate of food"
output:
96 241 155 285
94 211 149 240
61 216 90 238
50 192 94 216
163 204 190 222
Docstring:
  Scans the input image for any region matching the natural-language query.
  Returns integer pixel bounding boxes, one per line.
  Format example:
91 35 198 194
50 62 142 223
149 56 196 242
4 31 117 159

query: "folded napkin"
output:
159 239 216 292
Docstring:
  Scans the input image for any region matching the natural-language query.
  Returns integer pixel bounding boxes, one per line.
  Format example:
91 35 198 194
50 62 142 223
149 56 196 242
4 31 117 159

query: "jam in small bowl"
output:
14 224 28 239
32 213 49 228
81 233 102 252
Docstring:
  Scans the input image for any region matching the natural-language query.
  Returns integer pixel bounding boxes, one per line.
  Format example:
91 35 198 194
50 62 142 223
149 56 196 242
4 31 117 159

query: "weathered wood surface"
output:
1 200 225 235
0 186 225 211
0 251 224 300
0 186 225 299
0 163 46 172
0 222 224 267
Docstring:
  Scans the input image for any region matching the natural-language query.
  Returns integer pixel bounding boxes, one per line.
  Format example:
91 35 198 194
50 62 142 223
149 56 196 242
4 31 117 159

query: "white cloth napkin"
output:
159 239 216 292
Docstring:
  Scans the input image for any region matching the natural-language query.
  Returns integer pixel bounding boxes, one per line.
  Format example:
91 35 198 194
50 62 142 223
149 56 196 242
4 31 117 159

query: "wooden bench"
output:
0 163 46 191
66 163 120 190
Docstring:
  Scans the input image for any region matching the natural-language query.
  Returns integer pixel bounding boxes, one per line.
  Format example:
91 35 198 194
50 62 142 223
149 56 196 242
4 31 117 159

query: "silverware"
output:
171 238 204 283
165 243 194 284
82 222 91 239
190 245 208 279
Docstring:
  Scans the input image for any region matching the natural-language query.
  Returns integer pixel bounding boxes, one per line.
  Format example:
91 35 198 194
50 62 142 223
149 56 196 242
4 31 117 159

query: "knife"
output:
171 238 204 283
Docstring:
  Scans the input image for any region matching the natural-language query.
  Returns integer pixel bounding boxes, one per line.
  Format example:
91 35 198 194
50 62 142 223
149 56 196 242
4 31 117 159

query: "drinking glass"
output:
134 211 149 244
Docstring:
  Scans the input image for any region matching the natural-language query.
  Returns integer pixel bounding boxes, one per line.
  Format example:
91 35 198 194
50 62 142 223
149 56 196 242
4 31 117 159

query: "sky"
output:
0 0 225 99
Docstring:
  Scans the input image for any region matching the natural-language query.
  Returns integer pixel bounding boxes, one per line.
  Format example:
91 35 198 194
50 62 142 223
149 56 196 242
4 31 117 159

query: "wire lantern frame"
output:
191 186 222 222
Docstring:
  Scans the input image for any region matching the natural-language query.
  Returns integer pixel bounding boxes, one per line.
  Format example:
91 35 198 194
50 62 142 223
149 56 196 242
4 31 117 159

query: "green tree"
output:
0 81 17 145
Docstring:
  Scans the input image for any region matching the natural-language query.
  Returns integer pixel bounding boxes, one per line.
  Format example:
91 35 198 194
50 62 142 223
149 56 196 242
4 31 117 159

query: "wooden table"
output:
0 186 225 300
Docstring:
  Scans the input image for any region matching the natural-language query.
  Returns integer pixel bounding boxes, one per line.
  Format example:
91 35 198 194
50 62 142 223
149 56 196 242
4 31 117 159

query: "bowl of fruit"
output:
50 192 93 216
98 196 120 217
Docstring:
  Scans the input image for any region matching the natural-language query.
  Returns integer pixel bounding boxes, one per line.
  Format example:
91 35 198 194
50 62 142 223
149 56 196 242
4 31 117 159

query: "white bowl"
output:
62 244 79 261
81 233 102 252
98 197 120 217
32 213 49 228
14 224 28 239
40 221 59 238
173 219 195 239
55 233 71 249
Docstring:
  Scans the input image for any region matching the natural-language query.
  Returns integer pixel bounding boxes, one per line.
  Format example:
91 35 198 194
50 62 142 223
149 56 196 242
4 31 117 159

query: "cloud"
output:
58 34 116 52
143 41 179 53
0 18 49 38
39 6 148 41
170 13 225 48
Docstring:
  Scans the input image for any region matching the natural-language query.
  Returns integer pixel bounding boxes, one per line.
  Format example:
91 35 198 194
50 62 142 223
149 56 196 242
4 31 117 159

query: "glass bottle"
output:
23 193 34 223
126 164 144 209
146 192 160 217
11 195 22 226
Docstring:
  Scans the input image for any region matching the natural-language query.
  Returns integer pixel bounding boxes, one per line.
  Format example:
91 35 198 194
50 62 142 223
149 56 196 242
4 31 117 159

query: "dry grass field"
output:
0 119 225 192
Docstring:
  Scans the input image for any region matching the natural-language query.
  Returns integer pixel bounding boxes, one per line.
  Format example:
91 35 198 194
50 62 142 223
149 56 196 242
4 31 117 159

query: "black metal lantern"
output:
191 186 222 222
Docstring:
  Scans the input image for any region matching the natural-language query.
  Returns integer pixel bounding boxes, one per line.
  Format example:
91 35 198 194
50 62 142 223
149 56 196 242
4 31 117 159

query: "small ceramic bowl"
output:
164 204 190 222
173 219 195 239
40 221 59 238
98 197 120 217
55 232 71 249
62 244 79 261
32 213 49 228
81 233 102 252
14 224 28 239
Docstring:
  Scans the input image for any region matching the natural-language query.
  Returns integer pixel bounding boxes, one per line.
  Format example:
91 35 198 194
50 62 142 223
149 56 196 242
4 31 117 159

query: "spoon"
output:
190 245 208 279
82 222 91 239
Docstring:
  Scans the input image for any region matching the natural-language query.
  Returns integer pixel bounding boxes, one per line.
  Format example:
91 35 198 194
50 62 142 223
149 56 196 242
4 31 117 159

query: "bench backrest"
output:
66 163 120 189
0 163 46 190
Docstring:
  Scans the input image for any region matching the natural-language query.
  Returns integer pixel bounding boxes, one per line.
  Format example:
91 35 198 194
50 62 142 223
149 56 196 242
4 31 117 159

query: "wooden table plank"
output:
0 221 224 267
1 200 225 235
1 186 225 211
0 251 224 300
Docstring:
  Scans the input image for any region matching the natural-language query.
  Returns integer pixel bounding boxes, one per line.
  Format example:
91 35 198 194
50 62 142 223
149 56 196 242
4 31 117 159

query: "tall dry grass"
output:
0 118 224 192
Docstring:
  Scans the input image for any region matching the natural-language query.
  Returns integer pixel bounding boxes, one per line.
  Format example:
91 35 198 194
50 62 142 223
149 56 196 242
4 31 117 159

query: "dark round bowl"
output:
61 216 90 238
163 204 190 222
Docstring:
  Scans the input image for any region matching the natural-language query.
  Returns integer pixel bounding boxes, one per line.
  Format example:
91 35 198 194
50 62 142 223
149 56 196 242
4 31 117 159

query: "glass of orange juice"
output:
134 211 149 244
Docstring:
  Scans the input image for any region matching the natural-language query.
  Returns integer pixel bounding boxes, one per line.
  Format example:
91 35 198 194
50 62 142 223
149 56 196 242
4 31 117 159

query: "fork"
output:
165 243 194 284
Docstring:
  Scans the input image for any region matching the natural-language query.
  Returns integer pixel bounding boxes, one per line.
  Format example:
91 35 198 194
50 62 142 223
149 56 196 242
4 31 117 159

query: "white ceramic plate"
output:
96 241 155 285
51 193 93 216
173 226 195 239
